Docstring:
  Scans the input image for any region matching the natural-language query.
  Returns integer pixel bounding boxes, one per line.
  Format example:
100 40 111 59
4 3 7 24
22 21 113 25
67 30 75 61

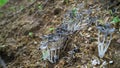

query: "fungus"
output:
40 34 66 63
97 23 115 58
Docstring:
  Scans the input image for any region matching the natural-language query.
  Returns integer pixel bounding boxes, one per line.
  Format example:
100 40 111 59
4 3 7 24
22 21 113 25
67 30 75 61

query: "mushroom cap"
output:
40 45 47 49
40 41 48 49
50 47 57 50
97 23 115 34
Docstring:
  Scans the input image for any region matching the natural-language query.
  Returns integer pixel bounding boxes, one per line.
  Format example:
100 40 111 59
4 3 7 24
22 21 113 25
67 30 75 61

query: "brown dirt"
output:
0 0 120 68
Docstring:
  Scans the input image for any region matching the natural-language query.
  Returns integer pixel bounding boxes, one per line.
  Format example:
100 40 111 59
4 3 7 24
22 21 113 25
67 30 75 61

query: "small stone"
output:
36 62 40 65
86 35 90 37
92 59 98 65
88 27 92 31
91 59 100 66
85 41 88 43
109 61 113 64
34 41 38 44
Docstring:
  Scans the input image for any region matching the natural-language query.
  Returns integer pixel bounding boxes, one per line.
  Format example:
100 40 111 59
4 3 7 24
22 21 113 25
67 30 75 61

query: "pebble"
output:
109 61 113 64
85 41 88 43
91 59 100 66
36 62 40 65
34 41 38 44
86 35 90 37
88 27 92 31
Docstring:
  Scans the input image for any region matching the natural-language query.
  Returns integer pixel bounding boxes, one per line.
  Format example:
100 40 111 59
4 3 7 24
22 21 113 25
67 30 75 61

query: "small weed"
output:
72 8 77 17
0 0 8 8
20 5 24 11
49 27 55 31
28 32 33 37
111 16 120 24
38 4 43 11
109 10 113 15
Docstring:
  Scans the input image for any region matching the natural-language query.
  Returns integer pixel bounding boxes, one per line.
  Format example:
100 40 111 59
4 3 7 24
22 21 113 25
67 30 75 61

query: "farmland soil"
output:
0 0 120 68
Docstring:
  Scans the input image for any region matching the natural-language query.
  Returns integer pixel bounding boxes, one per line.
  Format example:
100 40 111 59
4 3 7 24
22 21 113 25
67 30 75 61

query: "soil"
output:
0 0 120 68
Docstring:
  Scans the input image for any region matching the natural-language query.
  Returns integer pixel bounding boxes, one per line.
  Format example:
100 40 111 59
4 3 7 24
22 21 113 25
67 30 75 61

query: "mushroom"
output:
97 23 115 58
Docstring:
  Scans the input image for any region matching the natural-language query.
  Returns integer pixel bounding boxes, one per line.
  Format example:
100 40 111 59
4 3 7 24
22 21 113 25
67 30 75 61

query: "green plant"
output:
49 27 55 31
111 16 120 24
38 4 43 10
72 8 77 16
28 32 33 37
109 10 113 15
0 0 8 8
20 5 24 11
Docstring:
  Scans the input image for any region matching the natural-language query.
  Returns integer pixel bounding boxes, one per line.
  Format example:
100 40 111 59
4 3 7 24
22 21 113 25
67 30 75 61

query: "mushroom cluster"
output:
97 23 115 58
39 2 115 63
40 34 67 63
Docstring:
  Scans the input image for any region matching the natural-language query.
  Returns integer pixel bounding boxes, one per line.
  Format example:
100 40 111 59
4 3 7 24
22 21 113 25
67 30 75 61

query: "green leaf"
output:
0 0 8 7
72 8 77 16
109 10 113 15
38 4 42 10
49 27 55 31
112 16 120 24
20 5 24 10
28 32 33 37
